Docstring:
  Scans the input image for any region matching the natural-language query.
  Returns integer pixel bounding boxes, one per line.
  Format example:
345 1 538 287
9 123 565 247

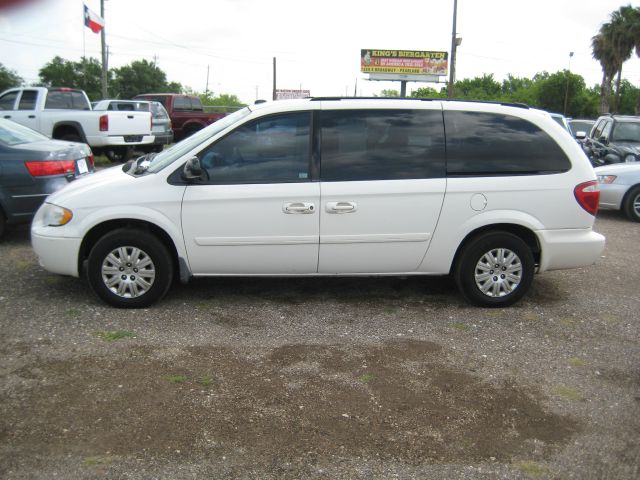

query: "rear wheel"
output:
105 147 133 163
87 229 173 308
623 185 640 222
454 231 534 307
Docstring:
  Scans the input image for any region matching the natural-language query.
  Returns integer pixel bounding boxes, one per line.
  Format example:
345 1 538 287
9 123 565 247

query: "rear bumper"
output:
537 228 605 272
31 231 82 277
86 134 155 147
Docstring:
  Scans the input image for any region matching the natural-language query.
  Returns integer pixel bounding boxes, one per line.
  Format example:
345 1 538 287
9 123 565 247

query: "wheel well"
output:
78 219 179 280
52 124 84 141
451 224 541 273
621 183 640 208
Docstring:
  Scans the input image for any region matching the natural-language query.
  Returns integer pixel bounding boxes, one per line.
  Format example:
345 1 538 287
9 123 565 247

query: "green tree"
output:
111 60 182 99
376 89 400 97
592 5 640 113
39 56 105 100
411 86 446 98
454 74 501 100
500 75 536 105
616 79 640 114
0 63 23 91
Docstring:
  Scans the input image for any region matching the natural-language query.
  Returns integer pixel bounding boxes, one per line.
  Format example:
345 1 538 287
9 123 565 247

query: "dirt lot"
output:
0 211 638 479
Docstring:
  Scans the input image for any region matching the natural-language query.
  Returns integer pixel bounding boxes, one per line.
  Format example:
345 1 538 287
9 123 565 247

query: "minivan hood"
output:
45 165 133 207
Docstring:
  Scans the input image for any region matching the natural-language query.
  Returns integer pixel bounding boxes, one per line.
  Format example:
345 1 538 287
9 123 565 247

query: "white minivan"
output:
31 98 605 308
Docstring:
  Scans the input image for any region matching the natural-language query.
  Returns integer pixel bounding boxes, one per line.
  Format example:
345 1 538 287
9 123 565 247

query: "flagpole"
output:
100 0 107 99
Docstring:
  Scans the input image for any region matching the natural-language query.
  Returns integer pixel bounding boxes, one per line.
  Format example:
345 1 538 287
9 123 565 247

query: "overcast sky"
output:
1 0 639 103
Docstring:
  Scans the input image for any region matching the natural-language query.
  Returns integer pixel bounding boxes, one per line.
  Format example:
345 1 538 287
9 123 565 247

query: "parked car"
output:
0 87 154 163
581 115 640 166
595 163 640 221
550 113 573 136
568 119 595 139
31 98 604 308
0 118 94 238
133 93 225 141
92 99 173 153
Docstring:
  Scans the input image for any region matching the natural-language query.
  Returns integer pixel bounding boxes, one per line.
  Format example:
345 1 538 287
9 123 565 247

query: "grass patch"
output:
552 385 585 401
522 312 539 322
359 373 375 383
568 357 586 367
559 317 577 327
199 375 214 387
168 375 188 384
516 461 548 478
83 455 114 466
450 322 469 331
95 330 134 342
65 308 82 318
383 306 398 315
15 259 32 270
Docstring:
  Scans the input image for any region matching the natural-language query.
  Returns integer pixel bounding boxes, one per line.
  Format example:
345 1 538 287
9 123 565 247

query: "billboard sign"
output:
275 89 311 100
361 49 448 77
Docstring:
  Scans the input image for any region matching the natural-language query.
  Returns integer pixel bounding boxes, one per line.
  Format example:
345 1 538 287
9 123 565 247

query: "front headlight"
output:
39 203 73 227
597 175 617 184
624 154 637 163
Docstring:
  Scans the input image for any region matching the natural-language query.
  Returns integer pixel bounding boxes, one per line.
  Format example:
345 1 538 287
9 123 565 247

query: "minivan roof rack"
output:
309 97 530 109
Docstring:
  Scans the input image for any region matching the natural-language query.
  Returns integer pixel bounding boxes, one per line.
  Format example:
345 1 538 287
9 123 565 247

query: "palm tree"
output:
593 5 640 114
592 28 617 114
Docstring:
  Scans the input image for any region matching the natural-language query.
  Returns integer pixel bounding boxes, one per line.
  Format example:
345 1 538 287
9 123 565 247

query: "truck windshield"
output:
146 107 252 173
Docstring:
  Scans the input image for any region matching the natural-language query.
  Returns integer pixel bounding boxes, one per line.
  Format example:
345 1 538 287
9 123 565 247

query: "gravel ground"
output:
0 211 638 479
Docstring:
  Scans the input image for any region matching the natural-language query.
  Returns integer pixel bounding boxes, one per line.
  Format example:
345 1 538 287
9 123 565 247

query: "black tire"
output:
0 210 6 240
87 229 173 308
104 147 133 163
623 185 640 222
454 231 534 308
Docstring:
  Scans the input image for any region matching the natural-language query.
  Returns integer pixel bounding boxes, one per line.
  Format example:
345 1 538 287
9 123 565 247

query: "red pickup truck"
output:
133 93 225 141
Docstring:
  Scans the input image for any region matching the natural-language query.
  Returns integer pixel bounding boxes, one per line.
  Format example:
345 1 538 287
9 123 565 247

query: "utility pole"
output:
563 52 574 116
447 0 458 99
100 0 107 99
272 57 277 101
205 65 210 96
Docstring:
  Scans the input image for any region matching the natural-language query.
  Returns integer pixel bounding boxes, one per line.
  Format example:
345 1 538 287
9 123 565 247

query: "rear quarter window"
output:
444 111 571 175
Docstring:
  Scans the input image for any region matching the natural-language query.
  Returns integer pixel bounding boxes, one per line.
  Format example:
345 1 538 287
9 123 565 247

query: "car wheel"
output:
105 147 133 163
0 210 6 240
454 231 534 307
623 185 640 222
87 229 173 308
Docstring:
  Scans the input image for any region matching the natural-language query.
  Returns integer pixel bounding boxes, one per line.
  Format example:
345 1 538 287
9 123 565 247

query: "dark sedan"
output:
0 119 94 238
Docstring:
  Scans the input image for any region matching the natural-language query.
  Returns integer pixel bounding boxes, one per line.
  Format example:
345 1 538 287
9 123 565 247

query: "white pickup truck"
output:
0 87 154 162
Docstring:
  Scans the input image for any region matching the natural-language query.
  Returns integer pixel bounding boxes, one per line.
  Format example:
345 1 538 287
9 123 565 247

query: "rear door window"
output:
444 111 571 175
319 109 445 181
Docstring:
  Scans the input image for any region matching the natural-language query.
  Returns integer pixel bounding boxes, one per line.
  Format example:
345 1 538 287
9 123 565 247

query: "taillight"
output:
25 160 76 177
99 114 108 131
88 154 95 167
574 180 600 216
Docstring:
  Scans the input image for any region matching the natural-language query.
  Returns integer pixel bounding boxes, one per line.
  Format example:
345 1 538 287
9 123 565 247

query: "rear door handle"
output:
28 115 36 119
326 201 357 214
283 202 315 214
3 115 10 119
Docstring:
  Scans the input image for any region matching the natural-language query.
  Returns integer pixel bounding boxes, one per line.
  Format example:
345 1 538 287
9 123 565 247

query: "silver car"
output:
595 163 640 221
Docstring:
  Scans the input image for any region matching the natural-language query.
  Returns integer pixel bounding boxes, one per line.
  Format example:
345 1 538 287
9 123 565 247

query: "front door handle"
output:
3 115 10 119
283 202 315 214
326 201 357 214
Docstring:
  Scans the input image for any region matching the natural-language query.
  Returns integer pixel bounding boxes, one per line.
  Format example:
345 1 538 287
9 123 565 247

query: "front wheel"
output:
87 229 173 308
623 185 640 222
454 231 534 307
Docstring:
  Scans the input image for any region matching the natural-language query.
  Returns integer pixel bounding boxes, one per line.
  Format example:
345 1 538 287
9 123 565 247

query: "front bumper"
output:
31 231 82 277
537 228 605 272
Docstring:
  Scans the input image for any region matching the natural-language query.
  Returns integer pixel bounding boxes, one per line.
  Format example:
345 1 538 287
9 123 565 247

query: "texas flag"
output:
83 4 105 34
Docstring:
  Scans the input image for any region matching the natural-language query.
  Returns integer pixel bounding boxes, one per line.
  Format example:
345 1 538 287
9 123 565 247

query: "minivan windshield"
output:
145 107 252 173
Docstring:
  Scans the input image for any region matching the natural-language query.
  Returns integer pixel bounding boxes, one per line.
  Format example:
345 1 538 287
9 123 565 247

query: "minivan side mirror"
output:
182 156 207 182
